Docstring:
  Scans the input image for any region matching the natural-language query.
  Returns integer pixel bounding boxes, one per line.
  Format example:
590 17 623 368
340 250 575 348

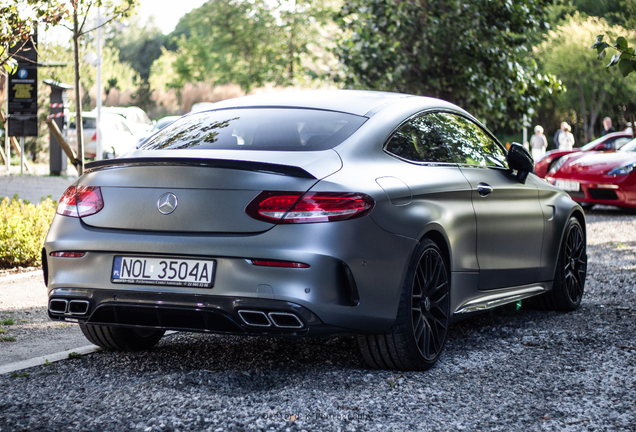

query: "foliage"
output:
106 16 165 81
40 42 138 110
0 0 67 73
592 34 636 77
334 0 562 130
552 0 636 28
536 14 636 140
154 0 337 92
0 196 56 269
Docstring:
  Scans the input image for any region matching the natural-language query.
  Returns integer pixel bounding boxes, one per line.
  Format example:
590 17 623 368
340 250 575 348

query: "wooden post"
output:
0 109 32 173
0 143 6 165
45 118 79 168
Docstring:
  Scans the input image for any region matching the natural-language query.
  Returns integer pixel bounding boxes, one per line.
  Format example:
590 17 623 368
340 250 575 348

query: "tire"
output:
358 238 451 371
79 324 165 351
531 217 586 311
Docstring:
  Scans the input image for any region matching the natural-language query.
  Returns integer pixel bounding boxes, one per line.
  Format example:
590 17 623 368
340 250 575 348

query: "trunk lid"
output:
78 150 341 233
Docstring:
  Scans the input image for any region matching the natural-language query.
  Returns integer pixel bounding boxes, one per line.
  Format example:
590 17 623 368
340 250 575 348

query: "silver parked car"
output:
43 90 587 371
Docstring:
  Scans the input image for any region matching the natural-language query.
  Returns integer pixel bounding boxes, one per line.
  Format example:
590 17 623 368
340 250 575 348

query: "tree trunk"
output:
578 83 589 143
73 4 84 175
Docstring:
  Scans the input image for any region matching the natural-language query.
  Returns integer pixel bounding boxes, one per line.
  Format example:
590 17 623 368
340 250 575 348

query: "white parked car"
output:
89 106 154 135
67 112 138 159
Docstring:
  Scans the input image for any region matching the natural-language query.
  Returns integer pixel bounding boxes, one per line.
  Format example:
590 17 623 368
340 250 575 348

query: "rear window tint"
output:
139 108 367 151
82 118 96 129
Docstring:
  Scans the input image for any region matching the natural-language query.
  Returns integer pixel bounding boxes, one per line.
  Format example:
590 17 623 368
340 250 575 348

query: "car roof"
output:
205 90 422 117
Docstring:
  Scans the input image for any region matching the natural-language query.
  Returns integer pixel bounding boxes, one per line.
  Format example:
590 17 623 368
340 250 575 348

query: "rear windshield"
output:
139 108 367 151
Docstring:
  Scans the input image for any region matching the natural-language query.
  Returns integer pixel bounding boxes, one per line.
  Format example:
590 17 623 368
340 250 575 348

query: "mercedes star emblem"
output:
157 192 178 215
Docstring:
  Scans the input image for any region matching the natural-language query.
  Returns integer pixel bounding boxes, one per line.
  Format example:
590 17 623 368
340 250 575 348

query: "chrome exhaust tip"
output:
49 299 68 314
69 300 90 315
268 312 304 329
238 310 271 327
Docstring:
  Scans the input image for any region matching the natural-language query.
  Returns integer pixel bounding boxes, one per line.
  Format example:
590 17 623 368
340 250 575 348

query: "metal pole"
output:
4 71 9 171
96 6 102 161
522 114 528 151
20 136 24 175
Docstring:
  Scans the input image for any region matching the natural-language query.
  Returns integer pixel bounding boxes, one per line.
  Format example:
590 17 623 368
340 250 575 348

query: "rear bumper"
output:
47 288 335 336
44 214 418 335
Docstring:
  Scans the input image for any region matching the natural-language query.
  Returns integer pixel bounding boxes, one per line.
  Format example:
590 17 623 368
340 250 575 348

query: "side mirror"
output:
508 142 534 184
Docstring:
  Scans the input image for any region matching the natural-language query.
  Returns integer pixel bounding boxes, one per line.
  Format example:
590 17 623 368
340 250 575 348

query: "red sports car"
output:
534 131 633 178
545 138 636 209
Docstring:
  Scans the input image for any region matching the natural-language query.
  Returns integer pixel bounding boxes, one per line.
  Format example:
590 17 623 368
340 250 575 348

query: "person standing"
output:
530 125 548 161
558 122 575 151
601 117 615 136
554 122 565 148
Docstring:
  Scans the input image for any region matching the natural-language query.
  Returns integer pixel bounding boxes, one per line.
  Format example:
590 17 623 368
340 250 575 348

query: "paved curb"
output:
0 270 42 283
0 344 99 375
0 175 77 204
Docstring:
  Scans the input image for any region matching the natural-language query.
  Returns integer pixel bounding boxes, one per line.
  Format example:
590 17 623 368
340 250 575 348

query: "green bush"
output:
0 195 56 269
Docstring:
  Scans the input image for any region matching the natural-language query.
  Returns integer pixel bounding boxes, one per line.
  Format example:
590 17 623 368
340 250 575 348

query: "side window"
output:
384 114 454 163
615 137 631 149
436 113 508 169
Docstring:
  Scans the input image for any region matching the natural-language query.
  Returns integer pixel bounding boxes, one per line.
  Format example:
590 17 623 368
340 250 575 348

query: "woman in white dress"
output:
558 122 575 151
529 125 548 161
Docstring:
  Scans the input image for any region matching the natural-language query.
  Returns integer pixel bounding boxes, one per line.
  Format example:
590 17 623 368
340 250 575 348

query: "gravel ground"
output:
0 207 635 431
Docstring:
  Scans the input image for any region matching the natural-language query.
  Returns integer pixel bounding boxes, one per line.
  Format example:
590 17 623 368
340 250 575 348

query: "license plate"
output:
111 256 215 288
555 180 580 192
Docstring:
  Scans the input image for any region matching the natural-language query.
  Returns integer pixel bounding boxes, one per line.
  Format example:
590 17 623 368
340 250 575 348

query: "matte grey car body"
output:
43 90 587 370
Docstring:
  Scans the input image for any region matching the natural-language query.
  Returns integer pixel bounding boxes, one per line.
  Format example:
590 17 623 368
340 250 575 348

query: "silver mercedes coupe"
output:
43 90 587 371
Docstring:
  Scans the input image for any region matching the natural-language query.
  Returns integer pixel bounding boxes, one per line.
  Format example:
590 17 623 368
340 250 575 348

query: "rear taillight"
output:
91 132 97 141
50 251 86 258
56 186 104 218
247 259 310 268
245 191 374 223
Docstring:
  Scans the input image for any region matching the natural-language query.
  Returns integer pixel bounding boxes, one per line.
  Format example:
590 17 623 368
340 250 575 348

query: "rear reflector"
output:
50 252 86 258
56 186 104 218
247 259 310 268
245 191 374 223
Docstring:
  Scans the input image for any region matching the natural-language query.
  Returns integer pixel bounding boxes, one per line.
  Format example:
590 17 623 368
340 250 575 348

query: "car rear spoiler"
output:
85 157 316 179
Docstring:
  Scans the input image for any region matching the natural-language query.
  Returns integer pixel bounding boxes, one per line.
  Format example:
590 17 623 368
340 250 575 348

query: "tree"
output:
334 0 562 130
156 0 336 93
592 34 636 77
55 0 137 174
107 17 165 81
537 14 636 141
0 0 67 73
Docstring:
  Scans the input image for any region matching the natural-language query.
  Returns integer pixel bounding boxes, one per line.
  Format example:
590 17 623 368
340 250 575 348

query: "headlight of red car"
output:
608 162 636 176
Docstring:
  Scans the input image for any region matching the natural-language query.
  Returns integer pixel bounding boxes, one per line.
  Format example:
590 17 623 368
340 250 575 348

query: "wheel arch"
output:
551 206 587 281
421 227 452 272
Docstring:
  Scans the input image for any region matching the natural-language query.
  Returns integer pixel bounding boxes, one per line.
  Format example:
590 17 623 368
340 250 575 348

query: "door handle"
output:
476 183 493 197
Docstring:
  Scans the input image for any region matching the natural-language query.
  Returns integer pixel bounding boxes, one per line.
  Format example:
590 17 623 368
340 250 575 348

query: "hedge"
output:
0 195 56 269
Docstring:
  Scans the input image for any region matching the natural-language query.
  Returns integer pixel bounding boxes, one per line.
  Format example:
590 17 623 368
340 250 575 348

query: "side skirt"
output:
451 272 552 315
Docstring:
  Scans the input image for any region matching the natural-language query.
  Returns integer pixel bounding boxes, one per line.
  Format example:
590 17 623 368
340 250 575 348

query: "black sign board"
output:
8 33 38 137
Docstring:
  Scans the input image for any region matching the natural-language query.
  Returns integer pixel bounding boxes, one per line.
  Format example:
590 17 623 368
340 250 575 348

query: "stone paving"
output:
0 163 78 204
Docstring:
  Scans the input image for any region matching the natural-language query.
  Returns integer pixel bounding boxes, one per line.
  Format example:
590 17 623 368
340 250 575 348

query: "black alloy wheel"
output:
562 218 586 305
411 244 451 362
358 238 451 371
529 216 586 311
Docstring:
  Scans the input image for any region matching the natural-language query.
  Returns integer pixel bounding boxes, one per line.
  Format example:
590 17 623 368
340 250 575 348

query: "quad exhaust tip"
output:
49 299 90 316
238 310 304 329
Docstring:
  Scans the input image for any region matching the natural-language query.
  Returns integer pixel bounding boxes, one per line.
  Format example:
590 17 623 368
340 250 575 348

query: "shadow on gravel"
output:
80 303 556 375
583 204 636 217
